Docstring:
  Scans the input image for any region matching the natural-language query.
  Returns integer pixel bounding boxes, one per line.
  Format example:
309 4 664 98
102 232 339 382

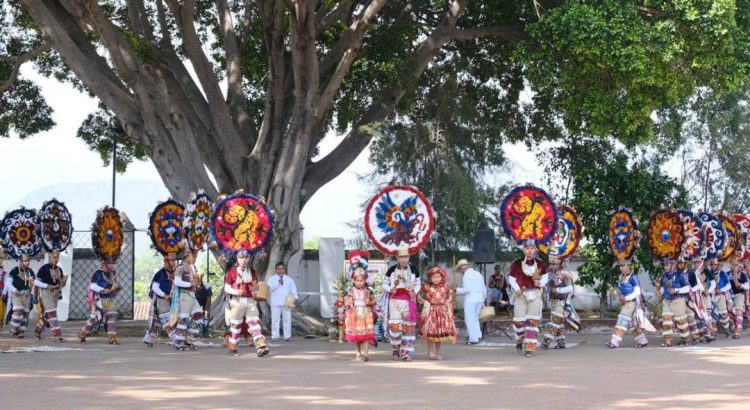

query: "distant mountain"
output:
8 179 170 253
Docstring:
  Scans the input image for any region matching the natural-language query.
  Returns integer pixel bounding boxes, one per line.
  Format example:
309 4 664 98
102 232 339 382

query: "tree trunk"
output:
19 0 480 331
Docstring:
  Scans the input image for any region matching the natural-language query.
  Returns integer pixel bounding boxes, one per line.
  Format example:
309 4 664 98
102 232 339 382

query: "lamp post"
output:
111 132 117 207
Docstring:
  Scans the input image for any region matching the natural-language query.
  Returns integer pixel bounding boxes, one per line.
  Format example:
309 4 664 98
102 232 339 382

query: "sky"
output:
0 67 544 243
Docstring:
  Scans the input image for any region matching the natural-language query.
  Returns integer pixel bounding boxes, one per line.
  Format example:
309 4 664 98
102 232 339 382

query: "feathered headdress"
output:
348 250 370 279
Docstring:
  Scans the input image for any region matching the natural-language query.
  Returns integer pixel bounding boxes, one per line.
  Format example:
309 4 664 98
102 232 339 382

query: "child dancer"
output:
344 251 377 361
419 266 457 360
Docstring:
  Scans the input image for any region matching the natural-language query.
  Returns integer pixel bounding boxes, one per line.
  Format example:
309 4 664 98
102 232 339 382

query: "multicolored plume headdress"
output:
676 210 703 261
91 206 124 263
209 193 274 256
183 190 213 250
364 185 435 256
698 211 725 261
348 250 371 279
0 207 42 259
498 184 558 247
40 198 73 252
537 204 582 263
717 212 741 262
148 199 186 256
608 206 640 264
645 209 685 262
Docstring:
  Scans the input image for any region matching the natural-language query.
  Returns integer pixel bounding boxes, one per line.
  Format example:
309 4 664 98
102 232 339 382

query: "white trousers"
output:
464 301 483 343
271 305 292 340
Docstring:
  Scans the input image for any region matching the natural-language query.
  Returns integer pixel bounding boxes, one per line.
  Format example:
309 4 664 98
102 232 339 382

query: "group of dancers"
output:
609 253 750 349
1 252 68 342
3 186 750 362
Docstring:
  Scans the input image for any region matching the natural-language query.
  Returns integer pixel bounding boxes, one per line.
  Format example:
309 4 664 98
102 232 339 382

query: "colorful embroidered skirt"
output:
345 307 376 344
420 303 456 343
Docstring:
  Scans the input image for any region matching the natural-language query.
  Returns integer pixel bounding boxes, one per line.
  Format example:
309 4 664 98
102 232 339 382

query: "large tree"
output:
2 0 749 275
541 137 688 311
656 89 750 212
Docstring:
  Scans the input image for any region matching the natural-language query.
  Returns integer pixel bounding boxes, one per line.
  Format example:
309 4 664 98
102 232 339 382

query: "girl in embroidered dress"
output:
419 266 457 360
344 251 377 361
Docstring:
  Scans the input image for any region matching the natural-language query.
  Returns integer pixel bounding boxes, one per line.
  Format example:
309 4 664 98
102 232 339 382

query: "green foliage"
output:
123 30 159 66
77 105 148 173
0 76 53 138
134 249 163 283
556 141 688 304
369 120 506 251
3 0 750 197
541 136 687 306
303 237 320 250
518 0 750 144
133 279 149 302
1 1 54 139
655 89 750 211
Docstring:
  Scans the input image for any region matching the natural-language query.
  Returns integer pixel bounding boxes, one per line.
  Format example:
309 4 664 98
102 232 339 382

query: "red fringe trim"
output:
346 333 376 343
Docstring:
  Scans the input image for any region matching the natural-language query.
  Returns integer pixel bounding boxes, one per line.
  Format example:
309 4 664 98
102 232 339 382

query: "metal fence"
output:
68 229 135 320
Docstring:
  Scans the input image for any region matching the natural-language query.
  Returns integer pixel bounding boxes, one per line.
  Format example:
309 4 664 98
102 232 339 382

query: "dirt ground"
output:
1 327 750 410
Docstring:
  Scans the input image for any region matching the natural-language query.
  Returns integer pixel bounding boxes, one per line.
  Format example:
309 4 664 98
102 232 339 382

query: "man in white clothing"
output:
267 262 299 341
455 259 487 345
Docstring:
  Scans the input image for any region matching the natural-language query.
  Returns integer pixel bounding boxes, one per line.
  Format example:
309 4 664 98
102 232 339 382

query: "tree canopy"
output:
541 136 688 308
656 89 750 211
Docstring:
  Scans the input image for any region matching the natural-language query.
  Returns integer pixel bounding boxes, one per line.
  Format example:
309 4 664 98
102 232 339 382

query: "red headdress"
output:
348 250 371 280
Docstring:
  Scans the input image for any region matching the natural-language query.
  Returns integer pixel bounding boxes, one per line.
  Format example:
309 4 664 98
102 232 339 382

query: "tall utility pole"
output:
112 133 117 207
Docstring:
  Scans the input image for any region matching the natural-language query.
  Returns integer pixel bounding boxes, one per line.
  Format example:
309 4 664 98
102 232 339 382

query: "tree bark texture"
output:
18 0 510 275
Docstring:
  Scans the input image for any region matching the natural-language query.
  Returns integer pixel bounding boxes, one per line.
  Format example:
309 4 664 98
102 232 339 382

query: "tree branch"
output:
164 0 248 160
216 0 256 143
22 0 140 125
250 0 291 194
302 0 470 205
450 25 526 44
0 42 51 93
636 6 676 19
316 0 355 32
316 0 388 120
127 0 155 43
154 0 175 49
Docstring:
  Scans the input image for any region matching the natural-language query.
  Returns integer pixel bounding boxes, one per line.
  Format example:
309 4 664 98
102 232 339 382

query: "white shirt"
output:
1 271 9 295
267 274 299 307
173 264 196 289
457 268 487 303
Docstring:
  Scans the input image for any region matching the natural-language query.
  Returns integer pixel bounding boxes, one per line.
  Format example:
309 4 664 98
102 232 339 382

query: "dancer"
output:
714 259 735 337
80 259 121 344
420 266 457 360
607 259 651 348
686 256 712 342
344 251 377 361
172 250 205 350
224 251 270 357
143 253 177 346
508 240 548 357
728 255 749 338
657 259 692 347
542 256 576 349
7 255 34 339
383 247 421 361
33 250 67 341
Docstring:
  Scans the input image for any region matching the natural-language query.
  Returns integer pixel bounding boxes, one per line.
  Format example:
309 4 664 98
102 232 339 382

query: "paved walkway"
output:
1 330 749 409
